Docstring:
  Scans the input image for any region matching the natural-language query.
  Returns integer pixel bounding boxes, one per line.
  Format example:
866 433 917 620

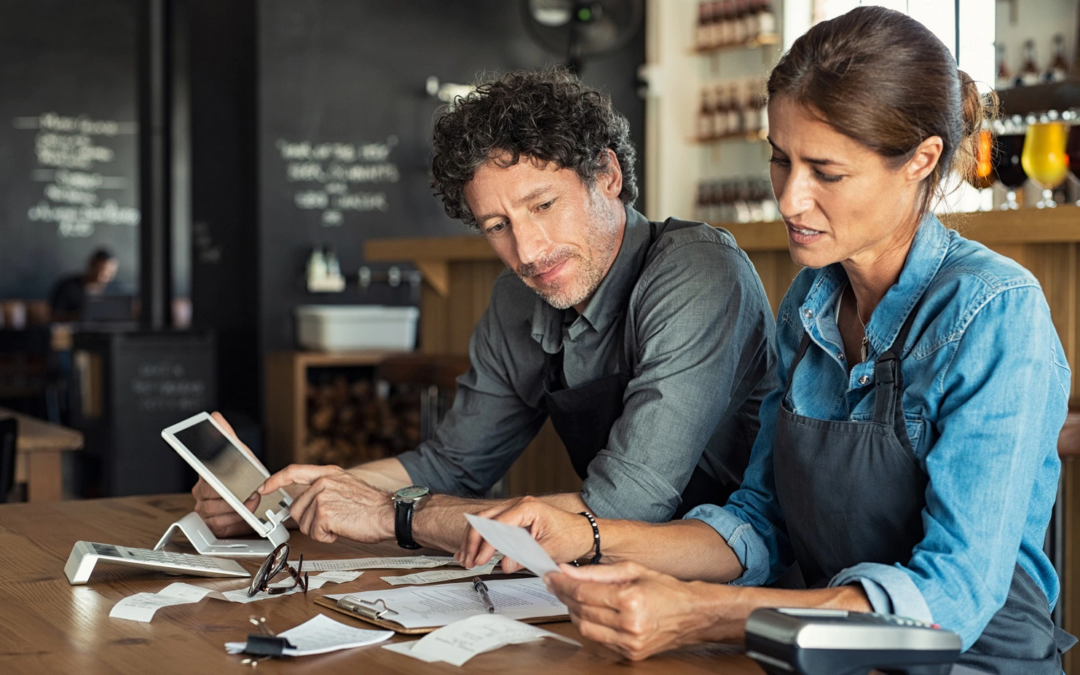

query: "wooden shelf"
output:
997 78 1080 117
264 350 394 471
694 32 780 54
695 129 767 145
719 206 1080 251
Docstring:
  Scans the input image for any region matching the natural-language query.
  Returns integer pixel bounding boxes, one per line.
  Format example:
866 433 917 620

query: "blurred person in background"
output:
49 248 118 321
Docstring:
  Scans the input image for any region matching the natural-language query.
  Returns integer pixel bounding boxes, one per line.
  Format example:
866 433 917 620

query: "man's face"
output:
463 154 625 311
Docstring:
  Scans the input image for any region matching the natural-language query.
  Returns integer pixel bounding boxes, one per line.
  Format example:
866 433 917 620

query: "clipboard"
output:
314 595 569 635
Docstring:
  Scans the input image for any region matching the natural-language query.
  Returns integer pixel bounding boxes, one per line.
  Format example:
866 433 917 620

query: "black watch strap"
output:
394 499 421 550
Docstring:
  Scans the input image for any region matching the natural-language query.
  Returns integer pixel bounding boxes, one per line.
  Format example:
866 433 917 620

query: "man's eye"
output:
537 200 553 211
487 221 508 234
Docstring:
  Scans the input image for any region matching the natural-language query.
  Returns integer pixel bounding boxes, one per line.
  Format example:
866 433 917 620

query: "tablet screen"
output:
173 420 289 526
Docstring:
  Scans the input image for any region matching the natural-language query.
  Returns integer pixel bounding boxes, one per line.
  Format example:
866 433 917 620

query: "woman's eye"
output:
768 156 790 167
814 170 843 184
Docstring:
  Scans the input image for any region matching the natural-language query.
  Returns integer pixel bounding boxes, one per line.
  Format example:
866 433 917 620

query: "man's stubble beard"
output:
518 193 621 311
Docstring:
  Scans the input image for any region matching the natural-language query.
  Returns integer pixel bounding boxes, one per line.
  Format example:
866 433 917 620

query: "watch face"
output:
396 486 429 501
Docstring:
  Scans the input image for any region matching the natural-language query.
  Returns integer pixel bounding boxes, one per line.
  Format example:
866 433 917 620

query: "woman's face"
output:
766 96 927 271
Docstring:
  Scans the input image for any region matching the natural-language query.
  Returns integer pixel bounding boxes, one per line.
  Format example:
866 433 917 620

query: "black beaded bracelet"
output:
578 511 602 565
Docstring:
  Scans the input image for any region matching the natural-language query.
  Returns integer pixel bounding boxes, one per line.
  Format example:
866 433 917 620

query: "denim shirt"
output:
687 214 1071 650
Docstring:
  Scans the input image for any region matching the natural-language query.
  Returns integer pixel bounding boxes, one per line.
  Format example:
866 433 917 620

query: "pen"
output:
473 577 495 614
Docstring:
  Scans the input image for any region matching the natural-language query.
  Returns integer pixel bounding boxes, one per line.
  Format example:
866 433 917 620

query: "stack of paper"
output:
382 554 503 586
288 555 457 572
383 614 579 666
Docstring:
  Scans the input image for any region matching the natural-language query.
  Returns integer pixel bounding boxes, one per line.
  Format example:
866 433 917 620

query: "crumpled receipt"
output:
382 614 580 666
109 571 364 622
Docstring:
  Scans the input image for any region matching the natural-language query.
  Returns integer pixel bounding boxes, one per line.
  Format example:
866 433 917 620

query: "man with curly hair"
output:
193 69 776 556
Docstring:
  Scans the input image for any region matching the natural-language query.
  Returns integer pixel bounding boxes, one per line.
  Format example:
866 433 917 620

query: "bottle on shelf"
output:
695 182 711 222
743 0 759 43
696 2 712 51
1018 39 1040 86
1045 34 1069 83
730 0 747 45
712 84 730 138
757 0 776 37
995 43 1012 91
726 83 744 136
698 88 715 141
719 0 736 47
743 87 764 136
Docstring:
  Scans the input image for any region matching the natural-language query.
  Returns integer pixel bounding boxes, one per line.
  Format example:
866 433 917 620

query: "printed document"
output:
326 576 567 629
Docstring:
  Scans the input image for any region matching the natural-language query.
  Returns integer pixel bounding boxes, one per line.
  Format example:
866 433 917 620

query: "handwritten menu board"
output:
0 0 139 300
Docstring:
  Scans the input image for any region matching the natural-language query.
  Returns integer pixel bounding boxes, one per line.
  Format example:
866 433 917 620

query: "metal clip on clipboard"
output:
336 597 399 621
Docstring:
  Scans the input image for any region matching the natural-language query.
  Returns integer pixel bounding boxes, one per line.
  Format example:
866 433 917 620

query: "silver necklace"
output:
852 288 870 362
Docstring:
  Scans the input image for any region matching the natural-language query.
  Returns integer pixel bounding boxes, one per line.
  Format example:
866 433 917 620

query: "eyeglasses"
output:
247 543 308 598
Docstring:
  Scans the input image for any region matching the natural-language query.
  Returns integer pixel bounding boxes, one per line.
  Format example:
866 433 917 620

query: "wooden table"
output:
0 406 83 502
0 494 762 674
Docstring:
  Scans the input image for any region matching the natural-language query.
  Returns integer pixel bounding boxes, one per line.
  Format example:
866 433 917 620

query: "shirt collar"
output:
531 205 651 351
800 213 950 355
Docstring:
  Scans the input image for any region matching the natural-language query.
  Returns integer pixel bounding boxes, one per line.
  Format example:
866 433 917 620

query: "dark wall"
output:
0 0 140 300
187 0 261 422
257 0 646 352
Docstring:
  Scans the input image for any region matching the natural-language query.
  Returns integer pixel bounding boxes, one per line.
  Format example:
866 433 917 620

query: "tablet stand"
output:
154 512 289 558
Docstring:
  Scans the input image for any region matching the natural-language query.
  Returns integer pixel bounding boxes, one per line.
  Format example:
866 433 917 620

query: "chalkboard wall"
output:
0 0 140 300
257 0 646 351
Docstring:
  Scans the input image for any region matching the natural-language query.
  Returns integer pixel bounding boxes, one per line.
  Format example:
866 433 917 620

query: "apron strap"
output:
785 290 924 446
872 301 923 453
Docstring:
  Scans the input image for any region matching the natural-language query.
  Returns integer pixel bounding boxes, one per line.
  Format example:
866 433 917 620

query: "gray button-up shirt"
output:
397 207 777 522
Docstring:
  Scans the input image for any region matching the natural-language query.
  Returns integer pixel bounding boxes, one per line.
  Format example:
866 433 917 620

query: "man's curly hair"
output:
430 68 638 229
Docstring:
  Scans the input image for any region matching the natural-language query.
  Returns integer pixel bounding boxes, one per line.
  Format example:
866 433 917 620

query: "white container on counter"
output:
295 305 419 351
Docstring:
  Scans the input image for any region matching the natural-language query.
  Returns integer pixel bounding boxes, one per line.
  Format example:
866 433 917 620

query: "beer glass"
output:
991 117 1026 210
1065 110 1080 206
1021 120 1069 209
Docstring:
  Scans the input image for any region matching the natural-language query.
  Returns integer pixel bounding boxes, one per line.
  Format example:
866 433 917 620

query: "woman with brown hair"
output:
456 6 1075 672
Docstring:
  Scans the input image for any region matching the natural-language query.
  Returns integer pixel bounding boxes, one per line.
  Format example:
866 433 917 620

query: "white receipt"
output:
110 571 365 620
325 576 566 630
225 614 393 656
464 514 560 578
383 614 579 666
216 570 364 604
288 556 457 572
383 555 503 586
110 583 215 622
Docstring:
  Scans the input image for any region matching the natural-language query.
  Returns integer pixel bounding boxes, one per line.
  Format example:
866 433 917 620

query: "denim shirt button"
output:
837 352 845 361
858 375 871 386
803 309 814 319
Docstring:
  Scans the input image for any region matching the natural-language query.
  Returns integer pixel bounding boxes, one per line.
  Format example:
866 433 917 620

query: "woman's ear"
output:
905 135 944 184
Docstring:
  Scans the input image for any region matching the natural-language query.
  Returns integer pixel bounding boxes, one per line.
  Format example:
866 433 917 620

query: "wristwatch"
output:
392 486 430 549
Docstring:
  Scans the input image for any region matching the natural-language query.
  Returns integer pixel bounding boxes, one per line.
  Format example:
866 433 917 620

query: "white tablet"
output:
162 412 292 538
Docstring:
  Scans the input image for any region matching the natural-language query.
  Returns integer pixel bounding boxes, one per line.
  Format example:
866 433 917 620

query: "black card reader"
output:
745 607 961 675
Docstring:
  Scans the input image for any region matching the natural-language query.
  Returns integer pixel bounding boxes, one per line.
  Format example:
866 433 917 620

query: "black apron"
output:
773 294 1075 674
539 218 736 519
